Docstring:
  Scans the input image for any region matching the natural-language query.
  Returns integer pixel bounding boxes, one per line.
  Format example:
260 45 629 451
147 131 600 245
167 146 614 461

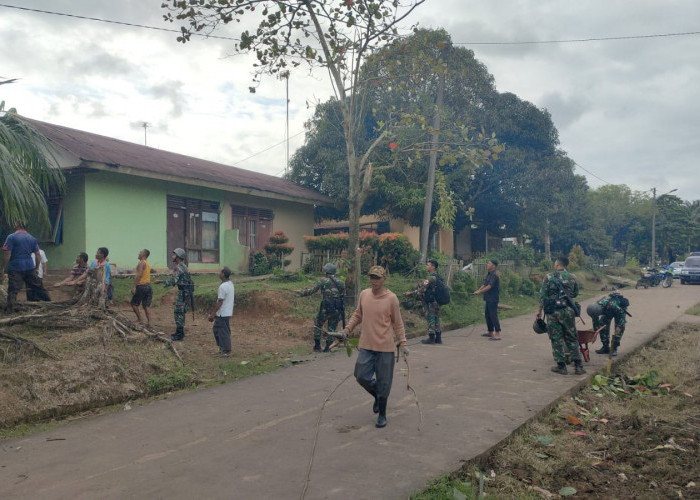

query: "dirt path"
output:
1 285 699 499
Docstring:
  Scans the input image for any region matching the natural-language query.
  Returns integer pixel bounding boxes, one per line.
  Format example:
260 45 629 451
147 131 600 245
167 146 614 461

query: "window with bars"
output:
231 205 273 250
167 196 220 263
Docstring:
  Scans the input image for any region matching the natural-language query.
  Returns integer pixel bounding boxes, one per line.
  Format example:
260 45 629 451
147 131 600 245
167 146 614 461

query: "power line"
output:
453 31 700 46
0 3 240 41
1 3 698 46
573 161 613 185
234 130 306 167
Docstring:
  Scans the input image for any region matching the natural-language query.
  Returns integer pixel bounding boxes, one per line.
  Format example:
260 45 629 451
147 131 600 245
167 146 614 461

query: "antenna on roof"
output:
142 122 150 146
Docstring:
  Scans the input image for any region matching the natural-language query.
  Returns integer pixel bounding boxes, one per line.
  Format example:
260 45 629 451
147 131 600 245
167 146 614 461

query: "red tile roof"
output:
21 116 331 205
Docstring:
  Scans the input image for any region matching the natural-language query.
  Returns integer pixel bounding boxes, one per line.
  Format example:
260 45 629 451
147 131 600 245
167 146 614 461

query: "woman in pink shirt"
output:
343 265 409 428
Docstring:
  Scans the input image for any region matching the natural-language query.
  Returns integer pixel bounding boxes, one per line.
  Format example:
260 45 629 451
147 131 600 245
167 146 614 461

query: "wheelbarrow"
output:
577 326 606 362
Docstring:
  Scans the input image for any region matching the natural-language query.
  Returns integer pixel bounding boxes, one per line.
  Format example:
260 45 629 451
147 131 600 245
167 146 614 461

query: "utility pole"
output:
419 51 447 263
142 122 150 146
651 187 656 267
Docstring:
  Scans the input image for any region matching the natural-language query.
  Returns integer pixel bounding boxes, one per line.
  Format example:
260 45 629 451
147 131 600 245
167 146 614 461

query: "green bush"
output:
520 278 537 296
264 231 294 270
250 251 270 276
378 233 419 273
453 270 477 294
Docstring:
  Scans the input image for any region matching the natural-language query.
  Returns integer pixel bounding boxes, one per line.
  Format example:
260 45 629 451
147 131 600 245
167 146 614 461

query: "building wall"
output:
223 192 315 271
46 169 315 273
44 173 86 269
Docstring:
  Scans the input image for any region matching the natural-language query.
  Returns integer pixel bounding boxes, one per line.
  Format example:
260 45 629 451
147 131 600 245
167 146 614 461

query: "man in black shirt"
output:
474 259 501 340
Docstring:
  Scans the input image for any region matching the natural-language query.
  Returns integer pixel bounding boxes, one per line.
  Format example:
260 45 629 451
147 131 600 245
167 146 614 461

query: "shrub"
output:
520 278 537 296
264 231 294 270
453 270 477 294
250 251 270 276
378 233 419 273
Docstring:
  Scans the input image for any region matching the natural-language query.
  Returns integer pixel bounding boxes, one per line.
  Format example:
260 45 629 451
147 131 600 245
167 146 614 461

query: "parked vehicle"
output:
679 257 700 285
669 261 684 279
636 268 663 289
689 252 700 257
660 265 674 288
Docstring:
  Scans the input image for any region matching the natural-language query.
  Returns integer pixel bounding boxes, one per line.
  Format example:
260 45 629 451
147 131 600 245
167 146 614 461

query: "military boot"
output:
550 362 568 375
611 342 619 357
421 334 436 345
170 327 184 341
313 338 322 352
435 332 443 344
595 344 610 355
376 400 387 428
574 361 586 375
323 339 333 352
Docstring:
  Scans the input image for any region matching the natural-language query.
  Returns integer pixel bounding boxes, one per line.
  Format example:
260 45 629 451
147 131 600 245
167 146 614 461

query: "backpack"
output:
323 277 345 313
434 274 451 305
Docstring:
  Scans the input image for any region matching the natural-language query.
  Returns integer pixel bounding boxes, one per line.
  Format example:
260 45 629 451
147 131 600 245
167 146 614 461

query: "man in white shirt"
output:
208 267 234 357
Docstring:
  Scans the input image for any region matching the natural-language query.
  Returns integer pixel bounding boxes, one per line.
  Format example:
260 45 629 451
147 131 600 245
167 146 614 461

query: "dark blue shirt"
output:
3 230 39 272
483 270 499 303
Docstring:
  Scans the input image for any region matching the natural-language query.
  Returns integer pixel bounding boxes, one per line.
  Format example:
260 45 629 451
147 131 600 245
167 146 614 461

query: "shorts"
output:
131 284 153 307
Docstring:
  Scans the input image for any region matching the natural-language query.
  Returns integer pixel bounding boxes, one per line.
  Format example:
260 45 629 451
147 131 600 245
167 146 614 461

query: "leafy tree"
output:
164 0 428 299
0 104 64 241
291 29 504 249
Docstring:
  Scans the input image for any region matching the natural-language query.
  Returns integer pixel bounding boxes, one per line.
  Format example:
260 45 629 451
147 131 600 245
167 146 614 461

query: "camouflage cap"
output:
368 265 386 278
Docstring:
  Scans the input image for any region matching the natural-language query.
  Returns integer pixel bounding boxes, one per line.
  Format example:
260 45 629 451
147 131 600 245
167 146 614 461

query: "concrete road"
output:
2 285 699 499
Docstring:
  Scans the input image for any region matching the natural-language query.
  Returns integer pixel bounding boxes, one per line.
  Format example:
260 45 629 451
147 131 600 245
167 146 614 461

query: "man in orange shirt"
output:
342 265 409 428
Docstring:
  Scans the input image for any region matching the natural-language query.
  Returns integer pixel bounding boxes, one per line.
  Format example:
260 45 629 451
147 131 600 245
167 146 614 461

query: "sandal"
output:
489 337 502 341
481 333 493 337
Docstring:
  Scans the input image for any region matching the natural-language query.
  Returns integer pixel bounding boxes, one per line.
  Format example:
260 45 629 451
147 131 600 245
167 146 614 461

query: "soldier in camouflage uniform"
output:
296 262 345 352
591 292 629 357
155 248 193 341
538 256 585 375
405 258 443 345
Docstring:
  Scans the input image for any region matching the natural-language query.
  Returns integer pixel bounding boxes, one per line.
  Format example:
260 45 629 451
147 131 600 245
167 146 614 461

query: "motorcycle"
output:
636 268 663 289
660 265 674 288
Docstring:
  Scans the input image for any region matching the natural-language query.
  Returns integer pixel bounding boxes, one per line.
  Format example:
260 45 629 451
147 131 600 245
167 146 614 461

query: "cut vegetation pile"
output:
416 322 700 499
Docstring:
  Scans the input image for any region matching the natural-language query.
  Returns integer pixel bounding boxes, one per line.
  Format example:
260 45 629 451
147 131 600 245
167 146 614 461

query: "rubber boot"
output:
595 344 610 355
435 332 443 344
612 341 619 357
376 400 387 428
323 339 333 353
313 338 322 352
421 333 436 345
550 362 568 375
170 327 184 341
574 360 586 375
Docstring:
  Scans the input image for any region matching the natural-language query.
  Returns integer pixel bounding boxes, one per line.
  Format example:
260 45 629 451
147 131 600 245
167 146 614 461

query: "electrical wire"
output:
1 3 698 47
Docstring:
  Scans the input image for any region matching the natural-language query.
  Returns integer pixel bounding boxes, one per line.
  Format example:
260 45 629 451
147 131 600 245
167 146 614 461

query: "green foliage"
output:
0 106 65 235
250 251 270 276
487 244 536 267
453 270 478 294
625 256 641 272
264 230 294 270
568 244 587 271
378 233 419 273
145 366 195 394
519 278 537 296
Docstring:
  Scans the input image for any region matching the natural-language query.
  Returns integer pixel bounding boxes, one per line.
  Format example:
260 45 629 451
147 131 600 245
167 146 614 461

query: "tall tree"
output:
164 0 427 300
290 29 503 252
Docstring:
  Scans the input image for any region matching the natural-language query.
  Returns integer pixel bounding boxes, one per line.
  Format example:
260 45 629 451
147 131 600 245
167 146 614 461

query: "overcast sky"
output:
1 1 698 201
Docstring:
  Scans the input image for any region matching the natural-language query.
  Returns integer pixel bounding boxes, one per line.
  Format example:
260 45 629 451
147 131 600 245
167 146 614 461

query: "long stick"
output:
300 373 353 500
